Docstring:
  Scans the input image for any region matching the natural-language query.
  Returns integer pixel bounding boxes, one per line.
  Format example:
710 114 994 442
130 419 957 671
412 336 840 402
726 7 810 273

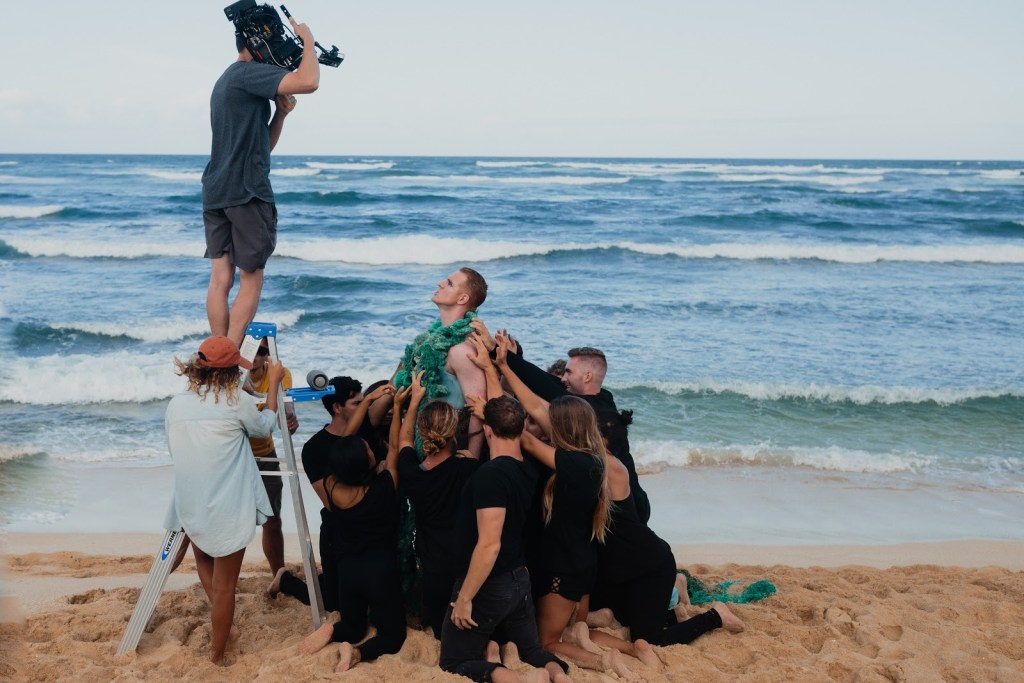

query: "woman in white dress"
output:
164 336 285 666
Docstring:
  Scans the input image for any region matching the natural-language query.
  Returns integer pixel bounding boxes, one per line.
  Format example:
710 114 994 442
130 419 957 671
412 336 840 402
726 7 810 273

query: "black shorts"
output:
257 455 283 517
533 566 597 603
203 197 277 272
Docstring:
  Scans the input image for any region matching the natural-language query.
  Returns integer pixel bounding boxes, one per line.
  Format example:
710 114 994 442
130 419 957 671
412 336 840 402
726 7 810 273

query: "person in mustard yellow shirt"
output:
246 337 299 574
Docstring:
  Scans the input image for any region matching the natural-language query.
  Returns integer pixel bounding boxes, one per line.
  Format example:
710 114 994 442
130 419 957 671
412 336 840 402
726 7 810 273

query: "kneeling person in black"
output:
298 435 406 672
440 396 572 683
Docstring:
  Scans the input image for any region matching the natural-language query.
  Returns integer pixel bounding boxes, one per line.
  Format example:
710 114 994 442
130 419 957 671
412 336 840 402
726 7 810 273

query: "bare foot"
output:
518 668 551 683
486 640 501 664
586 607 620 629
634 639 663 671
713 602 746 633
673 601 690 622
299 622 335 655
572 621 604 655
602 649 638 681
267 567 287 597
334 642 361 672
547 666 573 683
210 652 236 667
501 641 523 668
675 572 691 606
229 624 240 641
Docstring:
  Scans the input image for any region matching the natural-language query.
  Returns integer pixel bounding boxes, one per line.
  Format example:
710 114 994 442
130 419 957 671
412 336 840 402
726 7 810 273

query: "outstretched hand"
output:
469 318 496 352
365 383 395 403
467 335 493 371
465 394 486 421
410 370 427 401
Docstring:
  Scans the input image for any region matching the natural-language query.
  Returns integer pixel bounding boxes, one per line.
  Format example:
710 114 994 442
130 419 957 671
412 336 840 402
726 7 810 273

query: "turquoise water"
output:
1 154 1022 535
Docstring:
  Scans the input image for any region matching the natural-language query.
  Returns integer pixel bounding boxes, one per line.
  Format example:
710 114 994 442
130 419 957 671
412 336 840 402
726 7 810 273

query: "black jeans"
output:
330 549 407 662
421 566 456 640
439 566 566 682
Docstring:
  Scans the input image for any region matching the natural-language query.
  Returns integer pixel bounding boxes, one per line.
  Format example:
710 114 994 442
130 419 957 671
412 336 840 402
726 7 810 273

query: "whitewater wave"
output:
52 311 303 343
980 169 1023 181
305 161 395 171
0 235 199 258
614 380 1023 406
0 174 63 185
385 174 631 186
1 350 183 404
143 170 202 182
0 444 44 464
717 173 884 186
632 439 936 474
271 167 322 177
7 233 1024 265
0 204 63 219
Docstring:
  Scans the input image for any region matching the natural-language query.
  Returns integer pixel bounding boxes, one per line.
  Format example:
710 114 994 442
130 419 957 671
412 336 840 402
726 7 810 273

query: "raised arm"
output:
398 371 427 451
521 430 557 470
342 383 394 437
276 17 320 95
494 334 552 437
468 335 504 400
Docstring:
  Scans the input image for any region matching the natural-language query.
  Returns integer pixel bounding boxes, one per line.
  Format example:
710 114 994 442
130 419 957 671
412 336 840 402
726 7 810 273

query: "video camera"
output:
224 0 343 70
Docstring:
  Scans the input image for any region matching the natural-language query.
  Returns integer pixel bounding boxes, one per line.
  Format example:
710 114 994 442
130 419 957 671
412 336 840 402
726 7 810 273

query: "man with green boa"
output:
394 266 488 459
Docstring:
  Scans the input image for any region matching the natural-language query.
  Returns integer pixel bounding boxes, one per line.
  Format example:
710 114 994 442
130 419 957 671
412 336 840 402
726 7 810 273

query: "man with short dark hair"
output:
203 10 321 346
440 396 572 683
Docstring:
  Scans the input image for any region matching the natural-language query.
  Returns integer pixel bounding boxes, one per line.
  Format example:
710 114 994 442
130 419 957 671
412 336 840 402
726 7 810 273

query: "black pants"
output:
421 566 456 640
597 555 722 646
278 514 339 612
330 549 406 662
439 567 566 682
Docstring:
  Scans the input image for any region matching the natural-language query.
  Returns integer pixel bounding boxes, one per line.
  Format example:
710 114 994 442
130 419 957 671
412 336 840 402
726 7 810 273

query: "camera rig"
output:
224 0 343 70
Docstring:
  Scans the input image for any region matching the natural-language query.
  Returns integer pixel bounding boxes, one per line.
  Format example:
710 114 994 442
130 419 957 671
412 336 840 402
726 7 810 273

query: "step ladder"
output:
117 322 330 654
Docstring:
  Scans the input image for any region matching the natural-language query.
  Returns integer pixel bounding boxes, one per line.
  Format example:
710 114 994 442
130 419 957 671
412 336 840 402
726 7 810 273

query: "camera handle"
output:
280 4 344 67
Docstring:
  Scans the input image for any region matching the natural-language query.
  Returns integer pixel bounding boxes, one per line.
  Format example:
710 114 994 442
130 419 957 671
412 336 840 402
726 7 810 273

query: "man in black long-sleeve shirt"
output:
471 322 651 524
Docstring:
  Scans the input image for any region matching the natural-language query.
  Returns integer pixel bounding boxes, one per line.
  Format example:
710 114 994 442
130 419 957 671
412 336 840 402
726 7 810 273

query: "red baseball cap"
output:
197 335 252 370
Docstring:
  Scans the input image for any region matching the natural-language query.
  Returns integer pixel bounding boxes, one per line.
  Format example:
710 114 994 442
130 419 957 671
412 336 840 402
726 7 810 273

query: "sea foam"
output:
305 161 394 171
615 379 1022 406
632 439 936 474
385 174 631 186
56 310 303 343
0 204 63 219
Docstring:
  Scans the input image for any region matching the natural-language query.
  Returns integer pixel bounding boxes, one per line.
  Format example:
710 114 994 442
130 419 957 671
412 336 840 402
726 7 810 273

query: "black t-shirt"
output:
327 470 399 558
539 449 603 576
357 415 388 465
597 492 673 584
301 427 343 485
397 446 480 574
453 455 538 578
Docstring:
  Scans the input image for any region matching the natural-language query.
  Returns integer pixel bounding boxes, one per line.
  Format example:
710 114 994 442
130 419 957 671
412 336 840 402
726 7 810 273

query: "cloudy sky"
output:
5 0 1022 159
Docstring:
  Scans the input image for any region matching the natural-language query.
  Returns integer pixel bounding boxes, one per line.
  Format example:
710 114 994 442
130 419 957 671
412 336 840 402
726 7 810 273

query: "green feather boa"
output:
394 311 477 399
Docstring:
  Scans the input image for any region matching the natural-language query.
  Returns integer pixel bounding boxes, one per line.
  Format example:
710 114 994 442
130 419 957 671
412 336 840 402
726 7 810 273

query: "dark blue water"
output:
1 155 1022 527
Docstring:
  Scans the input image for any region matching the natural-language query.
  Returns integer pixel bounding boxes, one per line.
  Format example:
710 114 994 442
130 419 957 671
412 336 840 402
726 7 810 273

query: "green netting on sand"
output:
680 569 777 605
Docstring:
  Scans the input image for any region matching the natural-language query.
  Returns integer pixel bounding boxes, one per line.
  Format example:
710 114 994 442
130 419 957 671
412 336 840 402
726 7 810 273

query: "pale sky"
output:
5 1 1023 159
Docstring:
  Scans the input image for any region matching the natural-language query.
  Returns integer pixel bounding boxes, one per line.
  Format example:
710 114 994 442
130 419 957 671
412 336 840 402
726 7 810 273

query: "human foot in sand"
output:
267 567 287 597
229 624 240 641
601 649 639 681
586 607 621 629
567 621 604 655
676 572 691 606
500 641 523 669
713 602 745 633
334 642 362 673
486 640 502 664
299 622 334 655
634 639 663 671
211 652 236 667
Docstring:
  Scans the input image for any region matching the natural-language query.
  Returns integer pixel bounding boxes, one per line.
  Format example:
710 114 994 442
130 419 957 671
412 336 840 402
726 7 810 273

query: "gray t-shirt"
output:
202 60 288 210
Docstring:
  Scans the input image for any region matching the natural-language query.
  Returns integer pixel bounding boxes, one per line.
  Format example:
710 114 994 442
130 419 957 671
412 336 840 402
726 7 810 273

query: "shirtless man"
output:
396 268 488 457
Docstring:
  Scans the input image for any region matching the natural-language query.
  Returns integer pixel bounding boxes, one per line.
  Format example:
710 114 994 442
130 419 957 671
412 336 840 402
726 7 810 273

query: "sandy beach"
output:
2 529 1023 683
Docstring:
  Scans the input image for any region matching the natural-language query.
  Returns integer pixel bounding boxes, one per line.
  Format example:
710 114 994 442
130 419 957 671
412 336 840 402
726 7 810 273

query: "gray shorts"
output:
257 454 284 517
203 197 278 272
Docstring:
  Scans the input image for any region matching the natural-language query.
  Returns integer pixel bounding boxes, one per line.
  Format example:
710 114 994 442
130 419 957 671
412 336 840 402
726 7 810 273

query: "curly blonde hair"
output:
417 400 460 458
173 355 241 405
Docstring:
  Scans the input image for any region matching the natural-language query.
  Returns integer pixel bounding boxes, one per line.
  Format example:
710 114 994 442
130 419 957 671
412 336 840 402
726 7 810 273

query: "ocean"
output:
1 154 1022 544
